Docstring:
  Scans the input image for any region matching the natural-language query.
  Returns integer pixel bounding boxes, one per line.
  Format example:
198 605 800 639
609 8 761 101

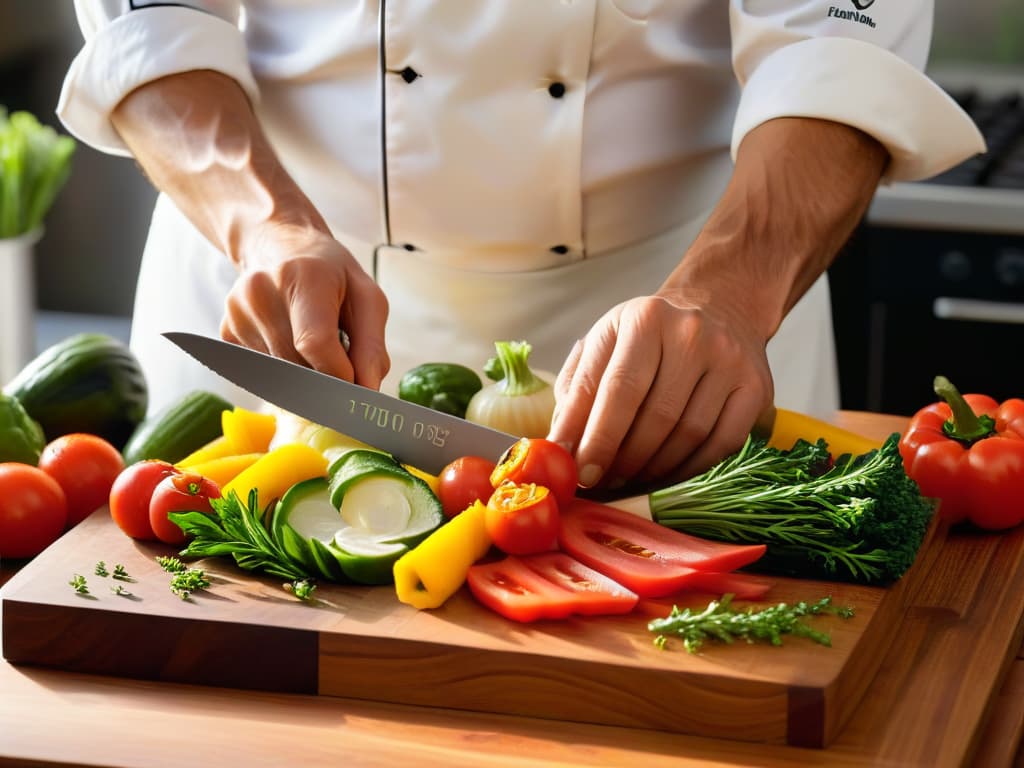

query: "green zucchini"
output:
122 389 234 466
398 362 482 418
3 333 148 450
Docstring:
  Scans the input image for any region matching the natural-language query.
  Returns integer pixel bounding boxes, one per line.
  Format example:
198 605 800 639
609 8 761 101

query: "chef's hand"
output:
547 117 889 489
221 220 390 389
547 292 774 489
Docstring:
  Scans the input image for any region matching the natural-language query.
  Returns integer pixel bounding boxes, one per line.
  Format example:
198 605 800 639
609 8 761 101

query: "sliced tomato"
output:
467 553 638 623
684 570 774 600
518 551 638 616
557 498 766 598
467 556 577 622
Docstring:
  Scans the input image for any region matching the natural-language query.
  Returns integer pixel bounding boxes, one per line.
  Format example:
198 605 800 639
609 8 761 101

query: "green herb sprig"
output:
170 489 312 581
170 569 210 600
649 594 855 653
68 574 89 595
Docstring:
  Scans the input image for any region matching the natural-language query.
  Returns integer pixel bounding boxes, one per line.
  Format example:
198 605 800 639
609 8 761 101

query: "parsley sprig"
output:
649 593 854 653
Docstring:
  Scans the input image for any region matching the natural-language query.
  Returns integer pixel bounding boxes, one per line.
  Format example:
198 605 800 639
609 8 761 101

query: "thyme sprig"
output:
649 593 854 653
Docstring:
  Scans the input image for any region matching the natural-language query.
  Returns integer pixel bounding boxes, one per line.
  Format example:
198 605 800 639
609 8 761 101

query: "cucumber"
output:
3 333 148 450
122 389 234 466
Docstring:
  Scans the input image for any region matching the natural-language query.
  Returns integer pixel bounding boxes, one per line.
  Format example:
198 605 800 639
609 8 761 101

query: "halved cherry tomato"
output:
466 552 638 623
38 433 125 528
485 481 560 555
491 438 577 508
149 472 222 545
109 460 180 540
0 463 68 559
557 498 766 598
437 455 497 518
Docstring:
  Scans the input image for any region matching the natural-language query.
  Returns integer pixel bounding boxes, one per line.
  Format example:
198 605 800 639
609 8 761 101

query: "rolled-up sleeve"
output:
730 1 985 182
57 1 258 156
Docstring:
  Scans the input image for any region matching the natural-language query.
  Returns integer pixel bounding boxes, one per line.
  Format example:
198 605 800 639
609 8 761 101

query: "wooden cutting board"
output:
1 507 941 749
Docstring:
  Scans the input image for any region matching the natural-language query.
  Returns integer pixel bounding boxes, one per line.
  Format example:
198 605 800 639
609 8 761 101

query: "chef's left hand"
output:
547 290 774 489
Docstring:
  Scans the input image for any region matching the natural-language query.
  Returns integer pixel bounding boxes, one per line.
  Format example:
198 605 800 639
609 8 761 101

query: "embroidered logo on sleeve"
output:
827 0 877 28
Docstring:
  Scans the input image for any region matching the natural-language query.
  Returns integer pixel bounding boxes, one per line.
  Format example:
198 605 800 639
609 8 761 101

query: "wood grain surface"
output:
0 504 920 748
3 412 1024 767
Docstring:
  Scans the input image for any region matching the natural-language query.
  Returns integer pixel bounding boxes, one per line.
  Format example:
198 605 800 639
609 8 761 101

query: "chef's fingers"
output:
284 257 357 382
241 270 313 365
339 269 391 390
546 331 616 478
550 338 583 428
600 351 700 487
670 385 767 481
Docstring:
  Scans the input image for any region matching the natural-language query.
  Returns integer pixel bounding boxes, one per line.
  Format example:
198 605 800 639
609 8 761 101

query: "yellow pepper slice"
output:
184 452 264 488
222 442 328 507
222 407 277 454
402 464 439 496
768 407 883 457
393 500 492 610
176 435 235 468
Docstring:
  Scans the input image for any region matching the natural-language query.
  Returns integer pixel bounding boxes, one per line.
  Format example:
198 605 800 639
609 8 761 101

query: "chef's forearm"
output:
110 69 328 265
660 117 888 342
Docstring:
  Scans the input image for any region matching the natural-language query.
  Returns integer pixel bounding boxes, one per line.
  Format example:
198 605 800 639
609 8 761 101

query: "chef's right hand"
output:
221 219 391 390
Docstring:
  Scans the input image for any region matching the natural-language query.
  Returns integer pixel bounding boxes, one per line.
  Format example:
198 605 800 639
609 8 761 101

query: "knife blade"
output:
163 332 518 474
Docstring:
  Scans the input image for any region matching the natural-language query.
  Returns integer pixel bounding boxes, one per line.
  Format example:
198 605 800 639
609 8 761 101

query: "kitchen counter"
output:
2 411 1024 768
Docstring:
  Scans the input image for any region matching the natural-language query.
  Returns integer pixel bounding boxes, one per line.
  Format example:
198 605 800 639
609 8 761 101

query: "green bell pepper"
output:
398 362 483 419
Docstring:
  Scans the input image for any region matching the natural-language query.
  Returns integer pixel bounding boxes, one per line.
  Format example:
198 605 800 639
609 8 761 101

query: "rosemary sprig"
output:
649 593 855 653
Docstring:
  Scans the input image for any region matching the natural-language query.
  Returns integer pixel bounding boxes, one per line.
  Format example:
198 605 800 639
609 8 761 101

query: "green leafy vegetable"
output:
68 574 89 595
648 433 934 584
111 563 133 581
0 109 76 238
94 561 109 577
170 489 314 582
649 593 854 653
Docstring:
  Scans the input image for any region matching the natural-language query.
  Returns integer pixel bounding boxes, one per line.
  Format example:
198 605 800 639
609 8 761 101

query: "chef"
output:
57 1 982 488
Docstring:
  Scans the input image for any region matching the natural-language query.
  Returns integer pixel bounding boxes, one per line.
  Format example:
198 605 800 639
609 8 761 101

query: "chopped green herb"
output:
156 555 187 573
110 584 132 597
649 593 854 653
170 568 210 600
68 574 89 595
285 578 317 601
111 564 133 581
94 561 109 577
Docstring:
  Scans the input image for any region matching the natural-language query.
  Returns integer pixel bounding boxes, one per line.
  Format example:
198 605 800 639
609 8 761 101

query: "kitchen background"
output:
1 1 1022 416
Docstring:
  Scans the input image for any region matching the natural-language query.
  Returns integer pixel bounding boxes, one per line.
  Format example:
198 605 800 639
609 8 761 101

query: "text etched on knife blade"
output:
349 400 449 447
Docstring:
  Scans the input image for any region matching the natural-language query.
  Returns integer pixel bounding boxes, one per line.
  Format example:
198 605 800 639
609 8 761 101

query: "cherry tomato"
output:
109 460 180 540
38 433 126 528
149 472 221 545
485 481 560 556
0 463 68 559
490 438 578 509
437 455 497 518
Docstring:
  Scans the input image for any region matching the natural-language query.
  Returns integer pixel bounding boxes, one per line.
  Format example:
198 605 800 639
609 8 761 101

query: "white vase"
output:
0 228 43 387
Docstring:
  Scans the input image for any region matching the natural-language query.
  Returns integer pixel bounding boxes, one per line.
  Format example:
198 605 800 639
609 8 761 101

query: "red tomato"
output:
0 463 68 559
437 455 497 518
149 472 221 545
490 438 578 509
557 498 767 598
466 553 638 623
485 481 560 555
38 433 126 528
109 460 180 540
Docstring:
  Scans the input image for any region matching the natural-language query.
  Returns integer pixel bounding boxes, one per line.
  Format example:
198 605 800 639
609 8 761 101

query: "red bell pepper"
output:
899 376 1024 530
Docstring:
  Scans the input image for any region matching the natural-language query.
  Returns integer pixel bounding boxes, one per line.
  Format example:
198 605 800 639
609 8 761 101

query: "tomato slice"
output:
466 552 638 623
518 551 638 616
557 498 766 598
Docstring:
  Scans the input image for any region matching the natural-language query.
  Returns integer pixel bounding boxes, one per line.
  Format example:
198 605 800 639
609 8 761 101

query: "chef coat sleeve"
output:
57 0 258 157
729 1 985 182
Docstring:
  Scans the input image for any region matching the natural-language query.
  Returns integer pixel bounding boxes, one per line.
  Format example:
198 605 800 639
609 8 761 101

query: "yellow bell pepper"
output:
184 452 264 488
768 407 883 457
222 443 328 507
403 464 439 496
222 407 277 454
393 500 492 610
176 435 235 468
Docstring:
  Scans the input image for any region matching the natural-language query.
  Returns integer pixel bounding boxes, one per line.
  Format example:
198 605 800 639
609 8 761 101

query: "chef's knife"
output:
163 332 518 474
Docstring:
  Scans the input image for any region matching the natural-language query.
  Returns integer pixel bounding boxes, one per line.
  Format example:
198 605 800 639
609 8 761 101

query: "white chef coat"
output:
58 0 984 419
